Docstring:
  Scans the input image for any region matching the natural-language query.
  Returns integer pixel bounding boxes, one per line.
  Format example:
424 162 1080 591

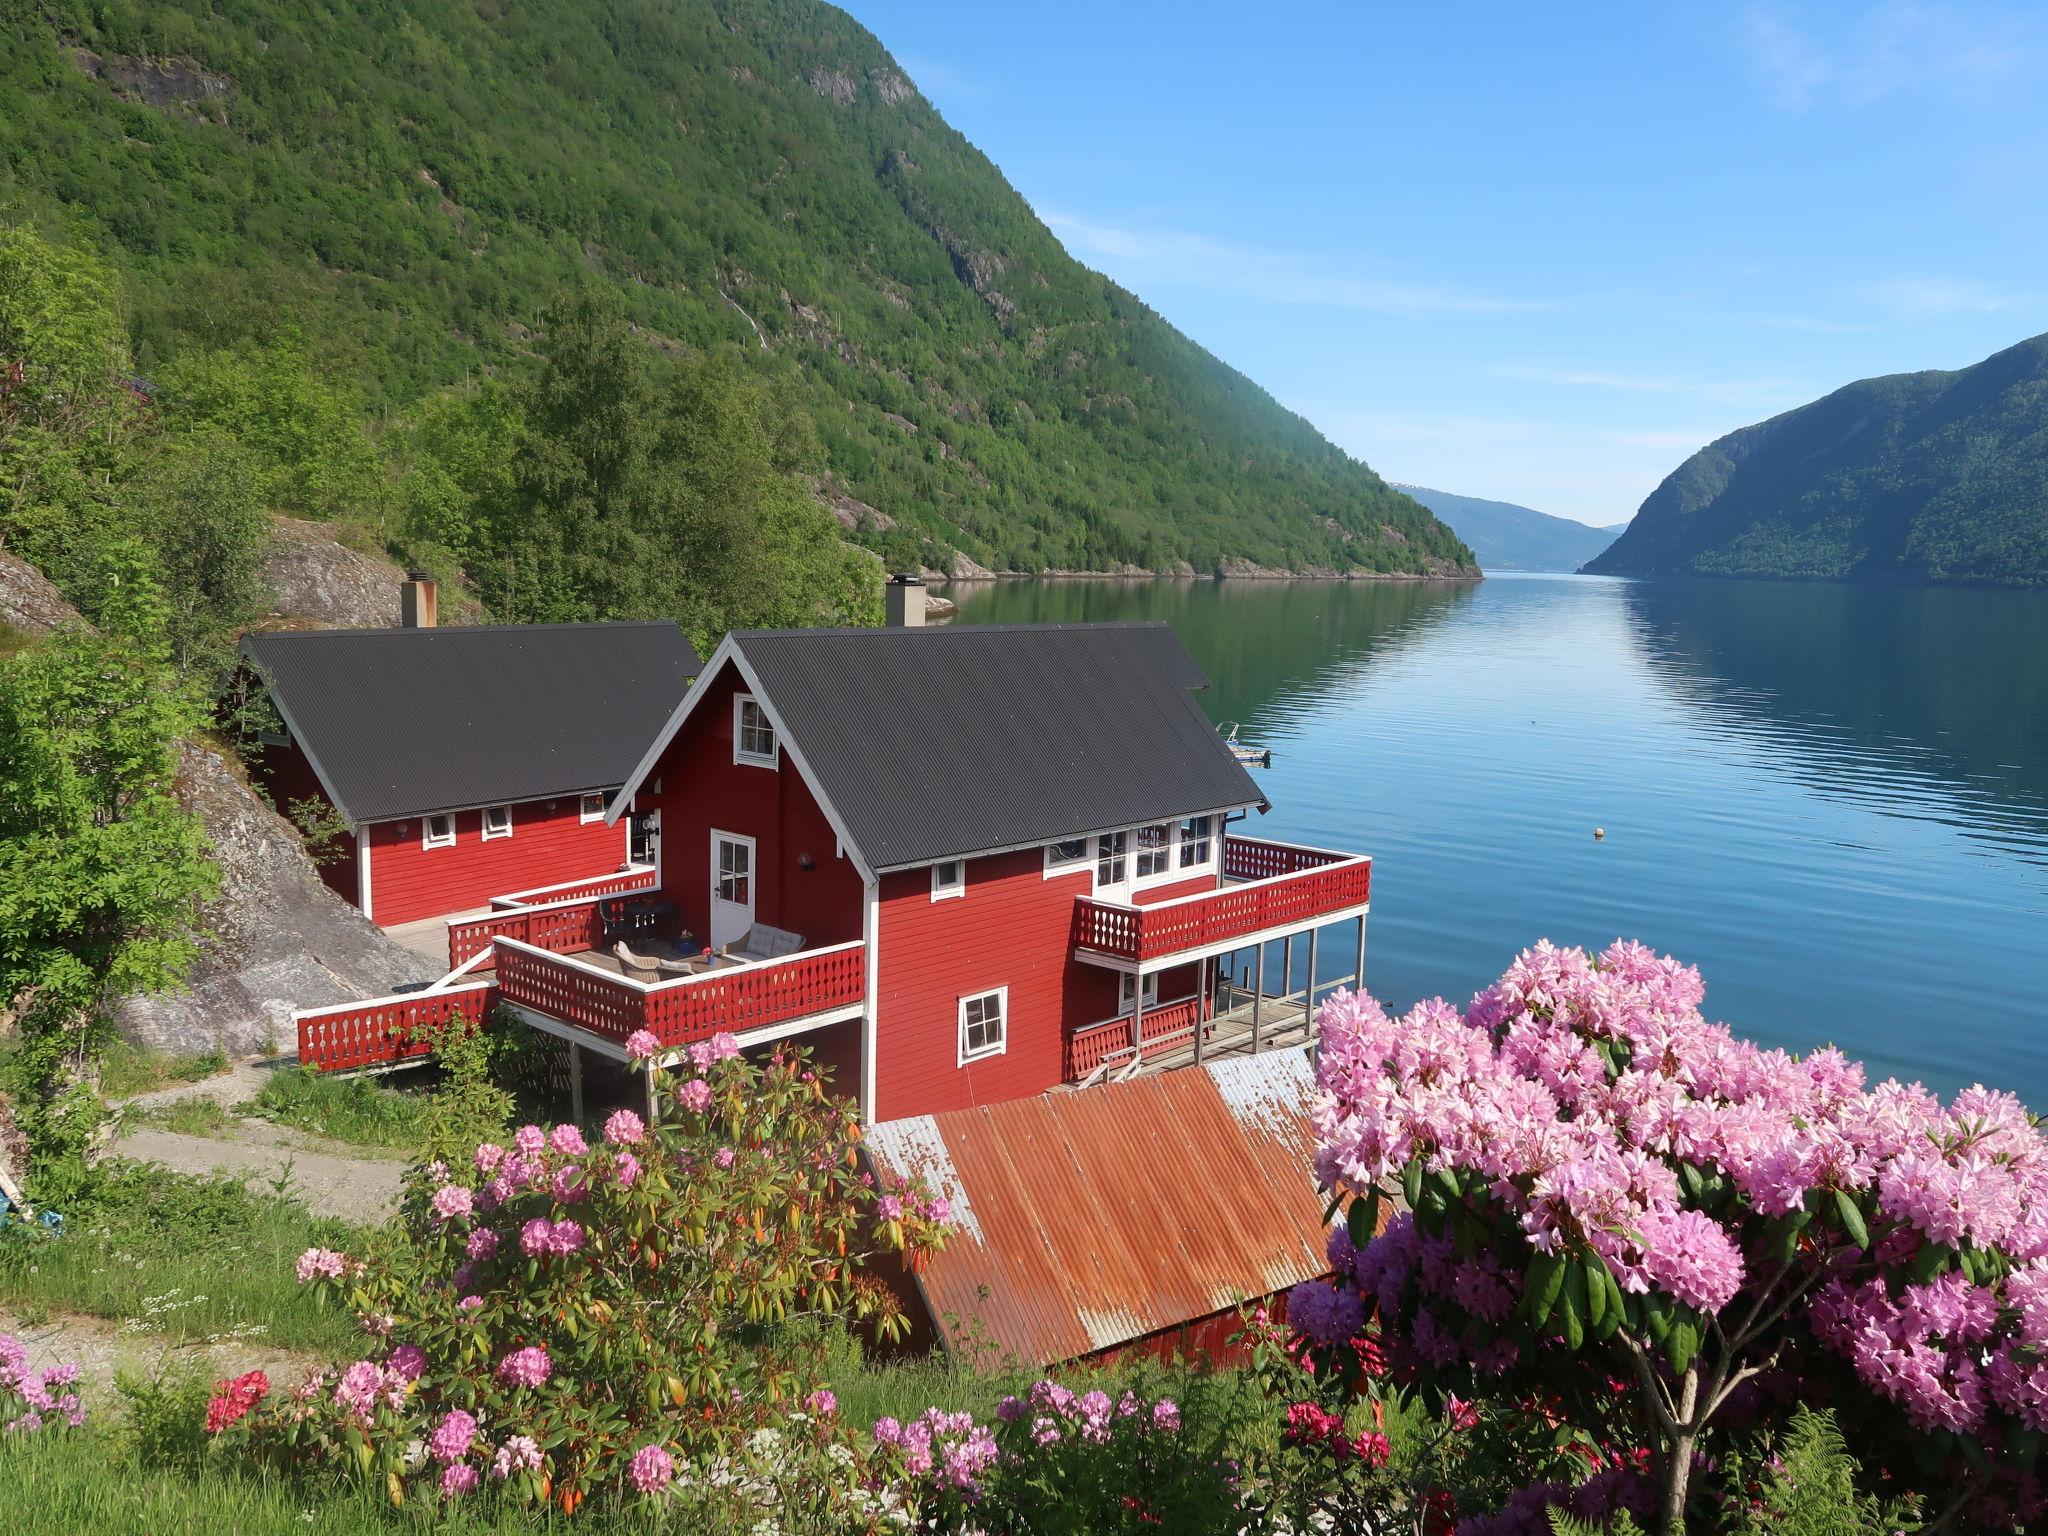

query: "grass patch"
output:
128 1097 234 1138
95 1042 230 1100
0 1160 367 1355
242 1066 434 1151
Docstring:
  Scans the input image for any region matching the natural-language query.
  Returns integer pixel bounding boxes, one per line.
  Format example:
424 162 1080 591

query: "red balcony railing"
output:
1065 995 1202 1079
1073 836 1370 965
448 896 607 968
296 979 499 1073
493 938 866 1053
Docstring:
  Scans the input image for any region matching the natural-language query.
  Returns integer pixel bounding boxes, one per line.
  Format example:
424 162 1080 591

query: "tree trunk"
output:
1659 1429 1696 1536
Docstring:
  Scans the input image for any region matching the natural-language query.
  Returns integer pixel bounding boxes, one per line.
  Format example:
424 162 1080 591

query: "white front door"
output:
710 830 756 949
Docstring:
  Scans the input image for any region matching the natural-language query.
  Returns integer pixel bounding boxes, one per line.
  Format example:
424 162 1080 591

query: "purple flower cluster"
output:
1314 938 2048 1455
1 1333 84 1433
874 1408 1000 1495
495 1345 552 1389
991 1379 1185 1450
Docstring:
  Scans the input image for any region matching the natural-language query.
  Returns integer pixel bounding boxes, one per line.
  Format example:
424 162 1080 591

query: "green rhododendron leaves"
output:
1562 1256 1591 1349
1912 1241 1954 1283
1665 1312 1700 1375
1833 1187 1869 1250
1402 1159 1423 1211
1347 1187 1381 1249
1583 1254 1608 1332
1524 1250 1566 1328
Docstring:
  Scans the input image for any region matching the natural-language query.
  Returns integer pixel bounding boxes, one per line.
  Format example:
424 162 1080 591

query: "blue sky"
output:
845 1 2048 524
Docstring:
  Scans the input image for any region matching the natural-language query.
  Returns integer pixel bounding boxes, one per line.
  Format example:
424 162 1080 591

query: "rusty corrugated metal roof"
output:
864 1049 1329 1366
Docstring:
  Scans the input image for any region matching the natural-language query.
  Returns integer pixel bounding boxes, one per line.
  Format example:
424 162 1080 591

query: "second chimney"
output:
885 572 926 628
400 571 438 630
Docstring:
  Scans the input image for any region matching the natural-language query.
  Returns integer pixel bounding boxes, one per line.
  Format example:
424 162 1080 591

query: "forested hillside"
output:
1588 332 2048 585
0 0 1472 579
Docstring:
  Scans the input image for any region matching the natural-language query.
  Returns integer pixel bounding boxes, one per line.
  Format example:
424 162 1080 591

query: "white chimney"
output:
400 571 438 629
885 572 927 628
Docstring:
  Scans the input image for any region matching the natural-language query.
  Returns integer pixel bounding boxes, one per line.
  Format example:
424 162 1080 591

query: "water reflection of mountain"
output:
946 578 1475 726
1618 579 2048 850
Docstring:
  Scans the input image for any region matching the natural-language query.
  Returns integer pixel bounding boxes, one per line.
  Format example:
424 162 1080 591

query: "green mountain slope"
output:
0 0 1474 580
1587 333 2048 585
1393 484 1618 572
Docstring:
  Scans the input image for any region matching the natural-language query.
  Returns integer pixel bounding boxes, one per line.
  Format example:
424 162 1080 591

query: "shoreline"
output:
930 569 1485 586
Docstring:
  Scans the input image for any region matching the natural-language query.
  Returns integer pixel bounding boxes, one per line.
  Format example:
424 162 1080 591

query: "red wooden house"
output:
295 586 1371 1123
240 609 700 944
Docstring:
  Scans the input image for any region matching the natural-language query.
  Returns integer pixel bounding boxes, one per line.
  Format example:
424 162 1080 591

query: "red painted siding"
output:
1134 872 1220 906
873 851 1118 1120
251 739 356 905
366 797 634 927
643 664 863 951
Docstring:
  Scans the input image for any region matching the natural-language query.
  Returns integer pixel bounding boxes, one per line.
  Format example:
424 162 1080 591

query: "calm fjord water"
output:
950 575 2048 1103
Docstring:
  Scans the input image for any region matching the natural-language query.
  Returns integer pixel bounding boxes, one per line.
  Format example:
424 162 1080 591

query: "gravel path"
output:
110 1120 406 1225
1 1305 325 1402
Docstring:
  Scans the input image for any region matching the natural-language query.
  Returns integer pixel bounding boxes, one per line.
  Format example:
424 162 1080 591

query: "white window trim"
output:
1119 972 1162 1015
1093 829 1129 894
422 813 456 850
1132 821 1175 882
733 694 779 768
1091 818 1220 897
482 805 513 841
580 792 610 825
1177 814 1217 872
957 985 1008 1065
931 858 965 902
1043 837 1090 880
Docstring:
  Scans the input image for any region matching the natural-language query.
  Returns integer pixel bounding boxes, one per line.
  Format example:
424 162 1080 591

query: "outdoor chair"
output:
728 924 804 961
612 941 662 982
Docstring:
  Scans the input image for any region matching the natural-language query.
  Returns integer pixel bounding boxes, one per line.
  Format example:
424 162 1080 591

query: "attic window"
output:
422 813 455 850
482 805 512 840
932 859 965 902
580 793 609 824
735 695 778 767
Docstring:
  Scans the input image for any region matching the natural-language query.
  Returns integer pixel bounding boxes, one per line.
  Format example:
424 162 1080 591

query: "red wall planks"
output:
645 664 863 952
252 740 358 904
364 797 633 927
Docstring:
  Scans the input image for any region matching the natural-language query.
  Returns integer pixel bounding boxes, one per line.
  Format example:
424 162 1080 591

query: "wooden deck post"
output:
644 1062 659 1124
1305 927 1320 1037
1353 915 1367 995
1131 979 1146 1067
1281 934 1293 1017
1193 956 1207 1066
1251 942 1265 1053
569 1041 585 1126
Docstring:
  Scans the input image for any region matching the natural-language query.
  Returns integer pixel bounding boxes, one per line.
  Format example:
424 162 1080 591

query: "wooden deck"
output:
1064 966 1358 1087
382 911 488 972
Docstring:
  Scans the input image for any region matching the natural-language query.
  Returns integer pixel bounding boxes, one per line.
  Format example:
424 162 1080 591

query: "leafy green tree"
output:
0 621 216 1168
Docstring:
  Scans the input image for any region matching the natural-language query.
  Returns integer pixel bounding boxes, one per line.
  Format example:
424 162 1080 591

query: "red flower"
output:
205 1369 270 1434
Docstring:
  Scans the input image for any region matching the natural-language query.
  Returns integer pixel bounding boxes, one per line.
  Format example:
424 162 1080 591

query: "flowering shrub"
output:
220 1034 945 1513
1308 940 2048 1533
1 1331 84 1433
204 1369 269 1434
871 1378 1233 1536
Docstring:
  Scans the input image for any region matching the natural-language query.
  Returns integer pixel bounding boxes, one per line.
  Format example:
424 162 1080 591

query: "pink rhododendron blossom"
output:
676 1078 713 1114
296 1247 347 1283
689 1032 742 1070
465 1228 498 1261
614 1151 641 1188
714 1146 735 1169
386 1344 426 1382
627 1442 675 1493
429 1184 474 1224
604 1108 645 1146
457 1294 485 1313
625 1028 661 1061
549 1124 588 1158
806 1388 837 1417
492 1434 543 1479
440 1463 478 1499
876 1194 904 1222
428 1408 476 1464
496 1346 551 1388
513 1124 546 1157
473 1142 504 1174
546 1220 585 1256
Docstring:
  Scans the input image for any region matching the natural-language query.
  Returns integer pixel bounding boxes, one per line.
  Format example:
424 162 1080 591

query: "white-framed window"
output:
1044 837 1088 877
1118 972 1161 1014
1134 822 1172 879
1178 814 1214 868
1095 830 1127 888
580 792 609 824
958 987 1007 1064
422 812 455 850
482 805 513 840
734 695 778 767
932 858 965 901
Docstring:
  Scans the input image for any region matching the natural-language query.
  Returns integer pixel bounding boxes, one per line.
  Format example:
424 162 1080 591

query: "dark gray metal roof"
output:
241 623 700 824
730 623 1263 872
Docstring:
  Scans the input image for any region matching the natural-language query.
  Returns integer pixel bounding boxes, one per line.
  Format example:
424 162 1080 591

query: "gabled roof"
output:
864 1049 1329 1365
616 622 1264 873
240 623 701 824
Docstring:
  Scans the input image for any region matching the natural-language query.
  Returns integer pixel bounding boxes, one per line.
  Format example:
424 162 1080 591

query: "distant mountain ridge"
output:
1588 333 2048 585
1393 485 1619 572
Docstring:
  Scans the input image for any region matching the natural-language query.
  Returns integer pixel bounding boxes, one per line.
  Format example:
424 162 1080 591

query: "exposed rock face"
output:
72 48 232 115
3 548 420 1057
259 517 476 628
806 67 858 106
115 741 422 1056
869 68 916 106
0 550 77 636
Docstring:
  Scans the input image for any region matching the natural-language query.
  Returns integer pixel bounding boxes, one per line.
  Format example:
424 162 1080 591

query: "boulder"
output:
258 516 478 629
3 549 422 1057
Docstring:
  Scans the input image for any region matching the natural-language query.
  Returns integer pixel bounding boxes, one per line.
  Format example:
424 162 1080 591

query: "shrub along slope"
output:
1 0 1472 579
